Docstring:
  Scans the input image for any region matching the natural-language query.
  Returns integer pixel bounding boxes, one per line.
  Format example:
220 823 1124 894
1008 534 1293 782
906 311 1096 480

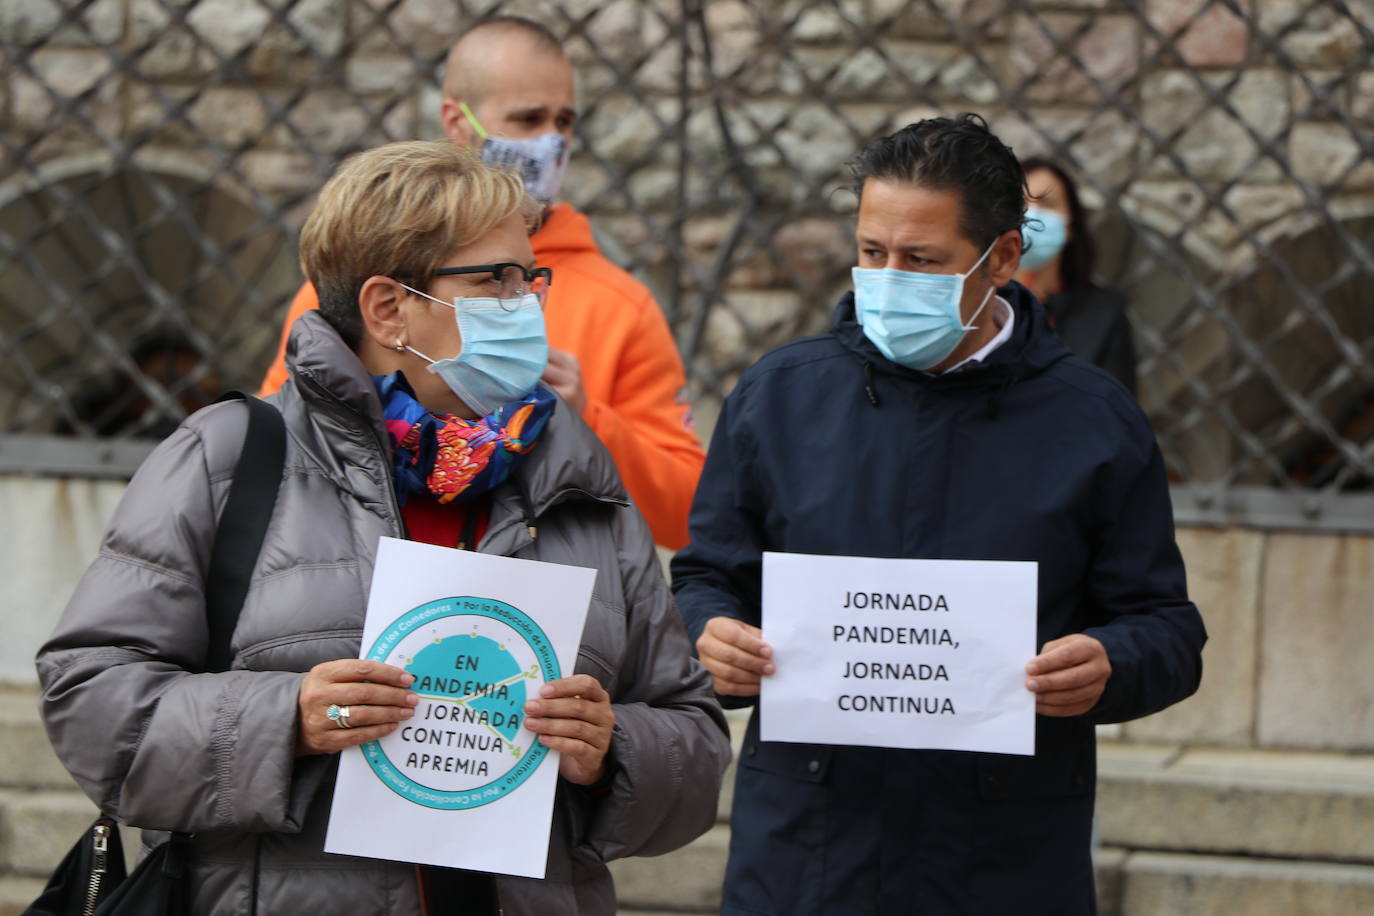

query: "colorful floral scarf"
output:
372 372 556 506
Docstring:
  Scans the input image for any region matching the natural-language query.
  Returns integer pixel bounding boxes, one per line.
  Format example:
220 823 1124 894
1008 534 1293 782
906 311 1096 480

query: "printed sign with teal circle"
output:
361 597 560 810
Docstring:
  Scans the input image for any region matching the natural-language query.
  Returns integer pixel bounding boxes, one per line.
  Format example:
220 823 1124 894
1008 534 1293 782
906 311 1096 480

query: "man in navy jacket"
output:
672 114 1206 915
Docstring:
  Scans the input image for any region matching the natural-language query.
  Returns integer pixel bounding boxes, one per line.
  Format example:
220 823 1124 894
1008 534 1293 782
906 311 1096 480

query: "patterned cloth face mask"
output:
461 102 569 204
399 283 549 417
852 240 997 371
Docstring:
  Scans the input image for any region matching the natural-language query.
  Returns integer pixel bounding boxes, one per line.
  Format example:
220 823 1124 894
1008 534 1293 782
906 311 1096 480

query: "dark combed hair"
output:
1020 156 1097 291
847 113 1028 252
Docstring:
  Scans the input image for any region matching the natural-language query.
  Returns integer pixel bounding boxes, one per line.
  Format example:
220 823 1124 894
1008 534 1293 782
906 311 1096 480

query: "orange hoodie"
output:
259 203 705 549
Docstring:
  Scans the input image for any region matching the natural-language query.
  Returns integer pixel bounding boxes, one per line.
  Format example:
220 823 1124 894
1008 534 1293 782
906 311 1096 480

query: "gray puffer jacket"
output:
37 311 730 915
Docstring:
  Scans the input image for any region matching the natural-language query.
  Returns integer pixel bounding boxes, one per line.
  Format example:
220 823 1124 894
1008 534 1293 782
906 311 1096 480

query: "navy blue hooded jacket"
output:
672 285 1206 916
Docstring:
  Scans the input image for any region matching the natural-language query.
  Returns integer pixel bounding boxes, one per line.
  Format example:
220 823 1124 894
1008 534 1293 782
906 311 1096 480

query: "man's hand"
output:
697 616 774 697
524 674 615 786
542 348 587 415
1025 634 1112 717
296 659 418 756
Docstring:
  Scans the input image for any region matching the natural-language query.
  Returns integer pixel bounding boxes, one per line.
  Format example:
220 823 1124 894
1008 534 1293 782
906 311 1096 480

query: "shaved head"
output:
442 17 566 108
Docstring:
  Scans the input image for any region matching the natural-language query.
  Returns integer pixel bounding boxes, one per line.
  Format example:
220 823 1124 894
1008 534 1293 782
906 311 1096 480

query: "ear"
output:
987 228 1022 287
358 275 410 351
440 97 475 146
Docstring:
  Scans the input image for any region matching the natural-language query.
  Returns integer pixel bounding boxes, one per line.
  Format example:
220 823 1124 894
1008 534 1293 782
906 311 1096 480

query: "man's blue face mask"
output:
852 240 997 371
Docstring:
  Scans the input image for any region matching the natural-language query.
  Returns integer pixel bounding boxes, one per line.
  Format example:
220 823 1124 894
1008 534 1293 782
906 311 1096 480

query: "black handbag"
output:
25 393 285 916
22 817 126 916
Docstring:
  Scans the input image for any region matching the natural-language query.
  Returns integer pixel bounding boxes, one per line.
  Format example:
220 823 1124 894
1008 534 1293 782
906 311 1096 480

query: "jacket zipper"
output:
83 823 110 916
299 369 594 916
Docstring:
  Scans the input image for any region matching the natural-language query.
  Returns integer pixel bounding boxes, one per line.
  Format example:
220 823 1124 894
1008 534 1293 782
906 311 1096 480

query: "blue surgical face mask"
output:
852 241 997 371
399 284 549 415
1019 205 1068 271
461 103 569 204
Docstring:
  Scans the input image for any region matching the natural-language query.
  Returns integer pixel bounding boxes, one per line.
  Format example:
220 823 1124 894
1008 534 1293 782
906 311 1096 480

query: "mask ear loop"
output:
961 285 997 332
405 344 437 364
458 102 489 140
959 238 1001 331
394 282 451 365
397 281 454 311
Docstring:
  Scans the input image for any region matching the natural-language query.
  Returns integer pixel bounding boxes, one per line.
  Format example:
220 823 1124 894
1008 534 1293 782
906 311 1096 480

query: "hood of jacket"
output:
532 202 599 259
282 309 628 530
830 279 1074 397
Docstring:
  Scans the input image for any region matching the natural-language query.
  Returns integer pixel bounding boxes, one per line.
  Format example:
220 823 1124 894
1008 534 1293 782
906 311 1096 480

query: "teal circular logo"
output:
362 597 560 809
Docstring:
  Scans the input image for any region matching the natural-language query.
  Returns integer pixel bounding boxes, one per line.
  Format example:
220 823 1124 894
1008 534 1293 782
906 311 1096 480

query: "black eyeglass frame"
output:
393 262 552 310
417 262 552 287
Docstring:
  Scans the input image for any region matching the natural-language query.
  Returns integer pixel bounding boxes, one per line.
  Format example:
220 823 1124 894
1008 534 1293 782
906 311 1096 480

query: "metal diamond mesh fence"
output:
1 0 1371 530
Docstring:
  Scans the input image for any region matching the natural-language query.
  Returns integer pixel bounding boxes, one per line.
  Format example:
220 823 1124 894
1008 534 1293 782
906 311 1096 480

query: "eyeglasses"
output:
424 262 553 305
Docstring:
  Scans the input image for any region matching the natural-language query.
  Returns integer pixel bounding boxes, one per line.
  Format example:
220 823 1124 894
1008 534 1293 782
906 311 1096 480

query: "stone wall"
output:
1117 527 1374 752
0 476 126 685
3 1 1371 467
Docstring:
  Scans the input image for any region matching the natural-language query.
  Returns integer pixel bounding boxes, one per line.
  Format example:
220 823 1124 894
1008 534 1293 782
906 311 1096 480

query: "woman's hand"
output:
523 674 615 786
296 659 418 756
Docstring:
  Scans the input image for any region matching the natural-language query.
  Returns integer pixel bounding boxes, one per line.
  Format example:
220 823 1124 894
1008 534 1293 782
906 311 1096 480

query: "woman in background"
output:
1015 156 1137 394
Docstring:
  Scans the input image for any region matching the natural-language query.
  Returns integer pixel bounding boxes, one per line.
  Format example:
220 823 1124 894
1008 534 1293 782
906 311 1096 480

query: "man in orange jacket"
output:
260 17 704 549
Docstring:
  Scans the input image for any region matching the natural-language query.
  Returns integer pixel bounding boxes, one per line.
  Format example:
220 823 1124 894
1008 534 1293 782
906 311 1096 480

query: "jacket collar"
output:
286 308 391 442
284 311 627 531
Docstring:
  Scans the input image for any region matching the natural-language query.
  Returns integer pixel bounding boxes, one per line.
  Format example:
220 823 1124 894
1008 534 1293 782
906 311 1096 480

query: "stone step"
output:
714 709 748 820
1098 849 1374 916
0 787 143 888
713 738 1374 862
0 788 104 878
616 841 1374 916
610 823 728 913
615 742 1374 914
1097 741 1374 862
0 688 77 790
611 829 1134 914
9 844 1371 916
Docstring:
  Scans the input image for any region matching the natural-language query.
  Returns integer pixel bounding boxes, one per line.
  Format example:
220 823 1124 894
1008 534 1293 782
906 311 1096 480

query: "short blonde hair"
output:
299 140 534 349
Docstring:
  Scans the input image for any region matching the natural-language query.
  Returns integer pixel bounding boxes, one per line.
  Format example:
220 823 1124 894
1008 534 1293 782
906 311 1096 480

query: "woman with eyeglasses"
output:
36 141 730 915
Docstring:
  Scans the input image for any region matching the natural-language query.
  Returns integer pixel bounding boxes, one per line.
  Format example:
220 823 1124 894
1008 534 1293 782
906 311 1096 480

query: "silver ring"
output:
326 704 353 729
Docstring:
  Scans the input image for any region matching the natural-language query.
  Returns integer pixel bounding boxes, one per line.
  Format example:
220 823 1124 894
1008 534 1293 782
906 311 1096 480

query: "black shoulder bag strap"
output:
204 391 286 674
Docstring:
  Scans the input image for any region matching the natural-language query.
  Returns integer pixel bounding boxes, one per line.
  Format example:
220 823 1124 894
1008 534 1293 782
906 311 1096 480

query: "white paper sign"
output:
325 536 595 878
760 552 1037 756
